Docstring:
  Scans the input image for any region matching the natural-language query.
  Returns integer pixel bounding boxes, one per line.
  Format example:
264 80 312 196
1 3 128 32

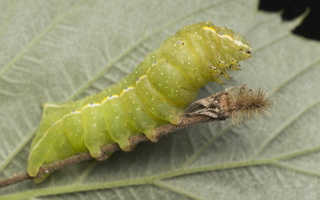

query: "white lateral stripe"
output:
43 103 68 108
82 103 101 110
202 25 234 43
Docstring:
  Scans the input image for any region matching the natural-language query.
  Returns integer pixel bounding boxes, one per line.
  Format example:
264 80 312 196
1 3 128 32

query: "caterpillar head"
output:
213 26 252 61
200 22 252 84
233 32 252 61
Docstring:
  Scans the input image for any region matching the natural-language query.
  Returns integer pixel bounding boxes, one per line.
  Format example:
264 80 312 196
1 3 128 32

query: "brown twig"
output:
0 86 272 188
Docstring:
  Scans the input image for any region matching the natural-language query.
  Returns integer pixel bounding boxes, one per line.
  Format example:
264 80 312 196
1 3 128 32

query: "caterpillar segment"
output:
28 21 252 181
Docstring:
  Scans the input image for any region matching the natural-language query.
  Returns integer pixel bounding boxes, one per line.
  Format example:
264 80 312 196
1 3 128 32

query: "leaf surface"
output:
1 0 320 199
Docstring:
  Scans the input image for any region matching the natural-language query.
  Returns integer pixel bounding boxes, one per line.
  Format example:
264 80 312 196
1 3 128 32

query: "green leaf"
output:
1 0 320 199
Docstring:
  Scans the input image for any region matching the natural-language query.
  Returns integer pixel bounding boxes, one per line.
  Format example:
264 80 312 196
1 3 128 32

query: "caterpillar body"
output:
28 21 252 181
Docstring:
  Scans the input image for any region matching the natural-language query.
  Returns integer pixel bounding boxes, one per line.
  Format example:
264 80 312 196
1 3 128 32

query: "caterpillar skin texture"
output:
28 21 252 180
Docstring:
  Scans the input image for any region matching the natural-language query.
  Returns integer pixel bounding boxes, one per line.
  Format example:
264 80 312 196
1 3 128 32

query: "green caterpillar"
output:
28 21 252 181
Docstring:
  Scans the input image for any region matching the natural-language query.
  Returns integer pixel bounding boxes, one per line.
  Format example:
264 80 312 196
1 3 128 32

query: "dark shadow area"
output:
259 0 320 41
